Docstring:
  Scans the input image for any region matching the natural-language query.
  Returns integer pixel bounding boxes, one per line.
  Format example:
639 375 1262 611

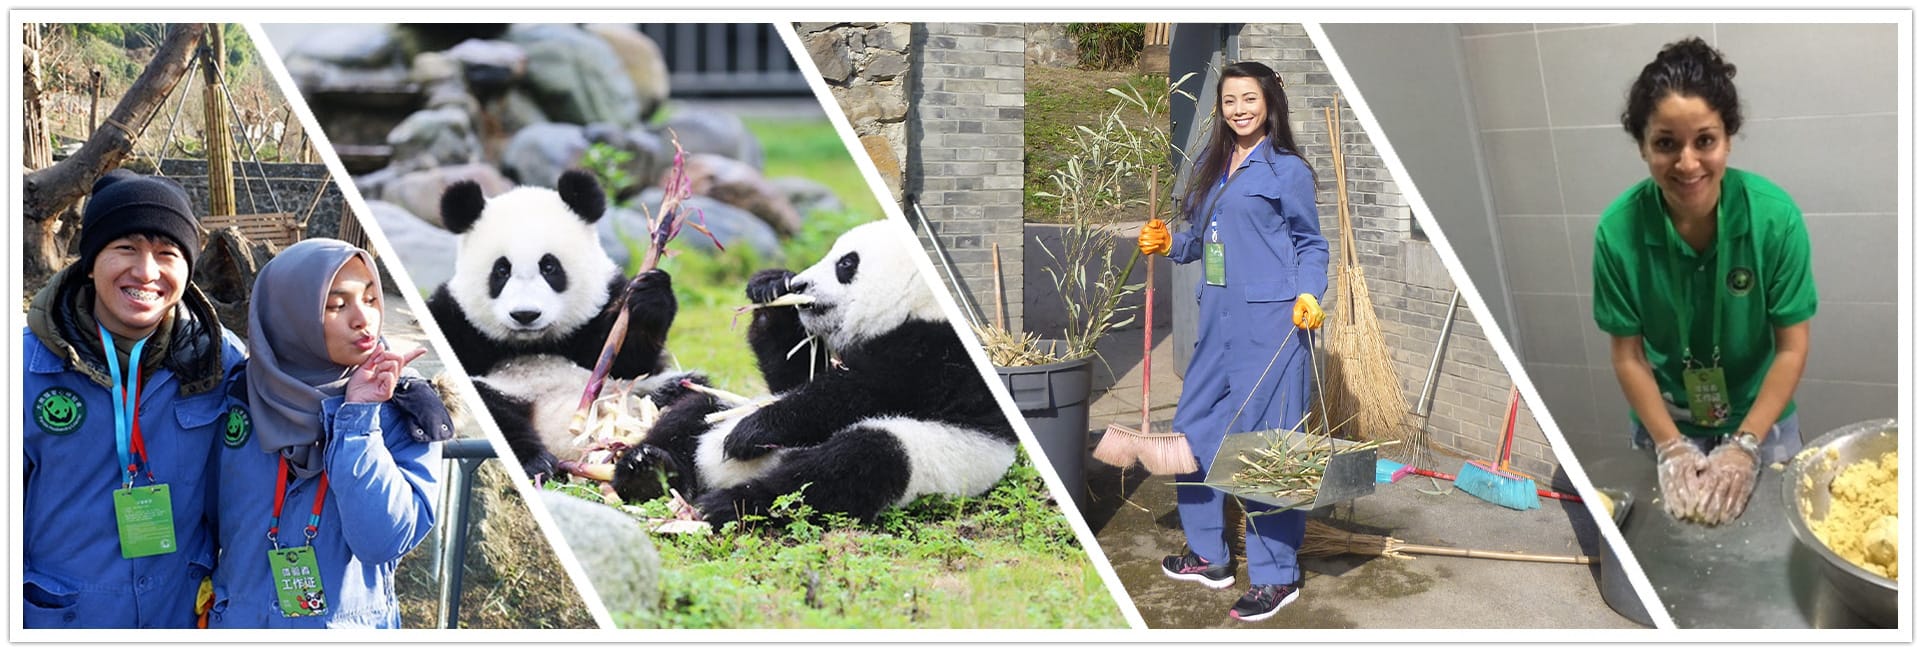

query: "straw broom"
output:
1316 98 1427 470
1301 520 1596 565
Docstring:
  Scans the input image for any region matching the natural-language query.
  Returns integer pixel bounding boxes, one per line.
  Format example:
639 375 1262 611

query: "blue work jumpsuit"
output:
21 327 246 628
208 379 442 628
1166 141 1330 586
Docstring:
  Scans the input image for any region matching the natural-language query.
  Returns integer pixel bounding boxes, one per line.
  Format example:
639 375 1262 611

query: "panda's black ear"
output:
441 181 487 234
556 170 607 224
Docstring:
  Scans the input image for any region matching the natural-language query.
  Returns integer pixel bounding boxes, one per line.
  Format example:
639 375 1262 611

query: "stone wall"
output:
157 160 348 242
1025 23 1077 68
907 23 1027 334
1236 24 1557 479
796 22 912 200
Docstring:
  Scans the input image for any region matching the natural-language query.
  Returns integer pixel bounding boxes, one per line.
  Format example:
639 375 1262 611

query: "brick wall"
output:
1237 24 1556 479
907 23 1026 334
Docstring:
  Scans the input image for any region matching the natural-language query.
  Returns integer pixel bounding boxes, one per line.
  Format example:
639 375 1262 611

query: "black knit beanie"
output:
78 169 202 272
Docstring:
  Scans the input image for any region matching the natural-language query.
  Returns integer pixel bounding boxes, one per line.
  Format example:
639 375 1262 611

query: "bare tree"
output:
23 24 53 171
22 22 206 284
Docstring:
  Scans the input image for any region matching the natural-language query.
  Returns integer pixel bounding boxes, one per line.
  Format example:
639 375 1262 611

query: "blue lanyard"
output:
99 325 150 487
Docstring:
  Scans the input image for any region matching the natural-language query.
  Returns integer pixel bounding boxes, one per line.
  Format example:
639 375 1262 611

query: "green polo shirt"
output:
1591 168 1818 438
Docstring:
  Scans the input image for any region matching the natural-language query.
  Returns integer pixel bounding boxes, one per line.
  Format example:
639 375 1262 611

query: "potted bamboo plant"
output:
979 77 1183 508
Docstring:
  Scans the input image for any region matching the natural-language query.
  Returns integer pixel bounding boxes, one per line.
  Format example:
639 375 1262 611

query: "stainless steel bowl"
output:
1780 418 1898 626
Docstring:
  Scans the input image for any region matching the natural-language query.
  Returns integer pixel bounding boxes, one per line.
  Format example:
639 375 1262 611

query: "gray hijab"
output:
247 238 380 479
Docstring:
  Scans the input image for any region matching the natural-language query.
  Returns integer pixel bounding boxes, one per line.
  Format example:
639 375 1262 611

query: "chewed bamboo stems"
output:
1225 436 1390 500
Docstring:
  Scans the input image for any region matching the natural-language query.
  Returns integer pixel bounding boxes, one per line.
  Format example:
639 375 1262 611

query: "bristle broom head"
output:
1092 424 1144 468
1093 424 1197 475
1453 460 1540 510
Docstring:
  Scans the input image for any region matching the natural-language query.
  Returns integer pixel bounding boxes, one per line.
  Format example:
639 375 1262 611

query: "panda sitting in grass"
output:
427 170 683 481
611 221 1019 526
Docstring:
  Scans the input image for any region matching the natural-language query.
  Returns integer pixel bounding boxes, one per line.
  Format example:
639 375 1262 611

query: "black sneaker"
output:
1229 583 1300 622
1159 551 1234 589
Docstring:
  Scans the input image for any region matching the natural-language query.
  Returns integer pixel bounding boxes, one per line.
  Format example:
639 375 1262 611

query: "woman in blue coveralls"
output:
23 170 245 628
208 239 450 628
1138 61 1330 622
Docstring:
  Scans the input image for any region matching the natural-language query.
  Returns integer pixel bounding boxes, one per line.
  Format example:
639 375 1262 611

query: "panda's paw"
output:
644 371 711 407
695 487 760 527
521 451 563 487
610 444 676 504
746 269 797 304
721 413 782 461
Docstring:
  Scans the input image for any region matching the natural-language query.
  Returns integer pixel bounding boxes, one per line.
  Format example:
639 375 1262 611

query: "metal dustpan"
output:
1202 428 1379 512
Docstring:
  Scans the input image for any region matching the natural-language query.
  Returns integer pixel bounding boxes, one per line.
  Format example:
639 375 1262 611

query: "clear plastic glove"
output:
1137 218 1171 256
1293 294 1325 330
1695 443 1760 526
1655 438 1708 521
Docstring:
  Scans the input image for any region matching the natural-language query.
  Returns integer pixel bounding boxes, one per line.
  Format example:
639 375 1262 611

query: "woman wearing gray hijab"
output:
206 239 451 628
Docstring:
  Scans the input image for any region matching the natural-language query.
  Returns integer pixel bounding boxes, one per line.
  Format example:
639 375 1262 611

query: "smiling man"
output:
22 169 247 628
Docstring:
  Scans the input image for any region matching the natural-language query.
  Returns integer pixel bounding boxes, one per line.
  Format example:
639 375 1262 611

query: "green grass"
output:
597 453 1124 628
1025 67 1166 222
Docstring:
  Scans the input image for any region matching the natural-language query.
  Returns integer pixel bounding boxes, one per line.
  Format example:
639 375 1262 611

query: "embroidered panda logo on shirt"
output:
1727 266 1756 297
33 387 86 435
222 405 252 448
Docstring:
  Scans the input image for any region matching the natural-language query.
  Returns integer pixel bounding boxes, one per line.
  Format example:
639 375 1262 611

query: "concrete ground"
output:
1077 324 1643 629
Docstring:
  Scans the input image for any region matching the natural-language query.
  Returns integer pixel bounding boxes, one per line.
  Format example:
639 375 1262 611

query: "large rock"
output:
496 88 550 136
584 24 670 121
445 39 528 97
501 122 590 188
679 153 802 236
365 200 458 291
279 24 401 67
770 176 845 217
837 84 908 125
583 123 670 200
386 106 481 173
860 134 903 198
804 29 851 84
599 193 782 267
869 23 910 52
506 24 642 127
377 164 514 229
863 52 908 81
538 491 660 622
659 111 763 170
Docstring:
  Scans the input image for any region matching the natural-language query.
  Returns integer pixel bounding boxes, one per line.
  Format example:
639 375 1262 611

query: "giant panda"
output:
608 221 1020 526
426 169 680 480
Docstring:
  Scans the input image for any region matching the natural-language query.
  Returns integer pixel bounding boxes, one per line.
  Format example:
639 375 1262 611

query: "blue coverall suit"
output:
208 380 442 628
21 327 246 628
1165 140 1329 586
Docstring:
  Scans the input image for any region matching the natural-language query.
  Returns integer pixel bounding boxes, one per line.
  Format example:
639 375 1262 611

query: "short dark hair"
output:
1621 37 1742 143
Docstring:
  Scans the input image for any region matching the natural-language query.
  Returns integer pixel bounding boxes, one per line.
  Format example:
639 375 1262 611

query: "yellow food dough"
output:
1810 452 1899 580
1596 491 1616 519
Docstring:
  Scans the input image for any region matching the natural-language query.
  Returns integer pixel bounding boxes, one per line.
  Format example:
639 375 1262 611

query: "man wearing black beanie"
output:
22 168 247 628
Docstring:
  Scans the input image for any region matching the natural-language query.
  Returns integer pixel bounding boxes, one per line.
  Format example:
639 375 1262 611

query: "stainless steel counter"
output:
1580 447 1875 628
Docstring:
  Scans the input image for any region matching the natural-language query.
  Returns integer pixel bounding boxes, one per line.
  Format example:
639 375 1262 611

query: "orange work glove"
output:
1137 219 1172 256
1293 294 1325 329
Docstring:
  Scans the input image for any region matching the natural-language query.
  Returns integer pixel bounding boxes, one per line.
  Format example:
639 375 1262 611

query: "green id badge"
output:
269 545 328 618
1204 243 1226 286
1682 366 1732 427
112 484 176 558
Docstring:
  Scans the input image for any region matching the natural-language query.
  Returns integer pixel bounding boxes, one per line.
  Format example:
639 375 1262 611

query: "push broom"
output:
1092 171 1197 475
1450 386 1542 510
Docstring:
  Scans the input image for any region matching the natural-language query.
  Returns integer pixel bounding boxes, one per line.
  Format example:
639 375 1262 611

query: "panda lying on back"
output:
427 170 678 480
611 221 1019 525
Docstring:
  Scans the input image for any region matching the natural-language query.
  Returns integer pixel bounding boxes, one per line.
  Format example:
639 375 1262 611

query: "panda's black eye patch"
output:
538 253 569 293
488 257 512 298
835 251 859 284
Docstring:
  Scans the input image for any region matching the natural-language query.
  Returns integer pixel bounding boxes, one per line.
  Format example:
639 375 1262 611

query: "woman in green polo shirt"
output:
1591 37 1817 527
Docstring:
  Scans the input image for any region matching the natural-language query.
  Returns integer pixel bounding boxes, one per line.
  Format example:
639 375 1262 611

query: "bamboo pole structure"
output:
203 23 235 217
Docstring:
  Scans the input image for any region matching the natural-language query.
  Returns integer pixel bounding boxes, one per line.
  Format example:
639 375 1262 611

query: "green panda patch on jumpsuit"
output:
222 405 252 448
33 387 87 436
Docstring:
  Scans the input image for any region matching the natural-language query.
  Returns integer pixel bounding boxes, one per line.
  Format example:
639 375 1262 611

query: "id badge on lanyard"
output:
1204 177 1227 286
1667 231 1732 428
267 460 330 618
101 326 177 558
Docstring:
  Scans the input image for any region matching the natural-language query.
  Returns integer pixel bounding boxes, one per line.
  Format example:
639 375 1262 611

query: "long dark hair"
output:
1620 37 1742 144
1181 61 1308 219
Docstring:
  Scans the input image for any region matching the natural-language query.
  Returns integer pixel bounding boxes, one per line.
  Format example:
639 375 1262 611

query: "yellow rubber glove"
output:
1293 293 1325 329
196 576 213 628
1137 219 1171 256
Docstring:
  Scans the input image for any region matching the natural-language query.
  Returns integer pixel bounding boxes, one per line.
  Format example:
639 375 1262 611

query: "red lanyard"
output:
267 457 329 547
123 384 152 483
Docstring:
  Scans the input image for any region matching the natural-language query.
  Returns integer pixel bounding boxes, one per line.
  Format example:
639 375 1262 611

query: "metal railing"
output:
433 437 497 629
634 23 811 96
